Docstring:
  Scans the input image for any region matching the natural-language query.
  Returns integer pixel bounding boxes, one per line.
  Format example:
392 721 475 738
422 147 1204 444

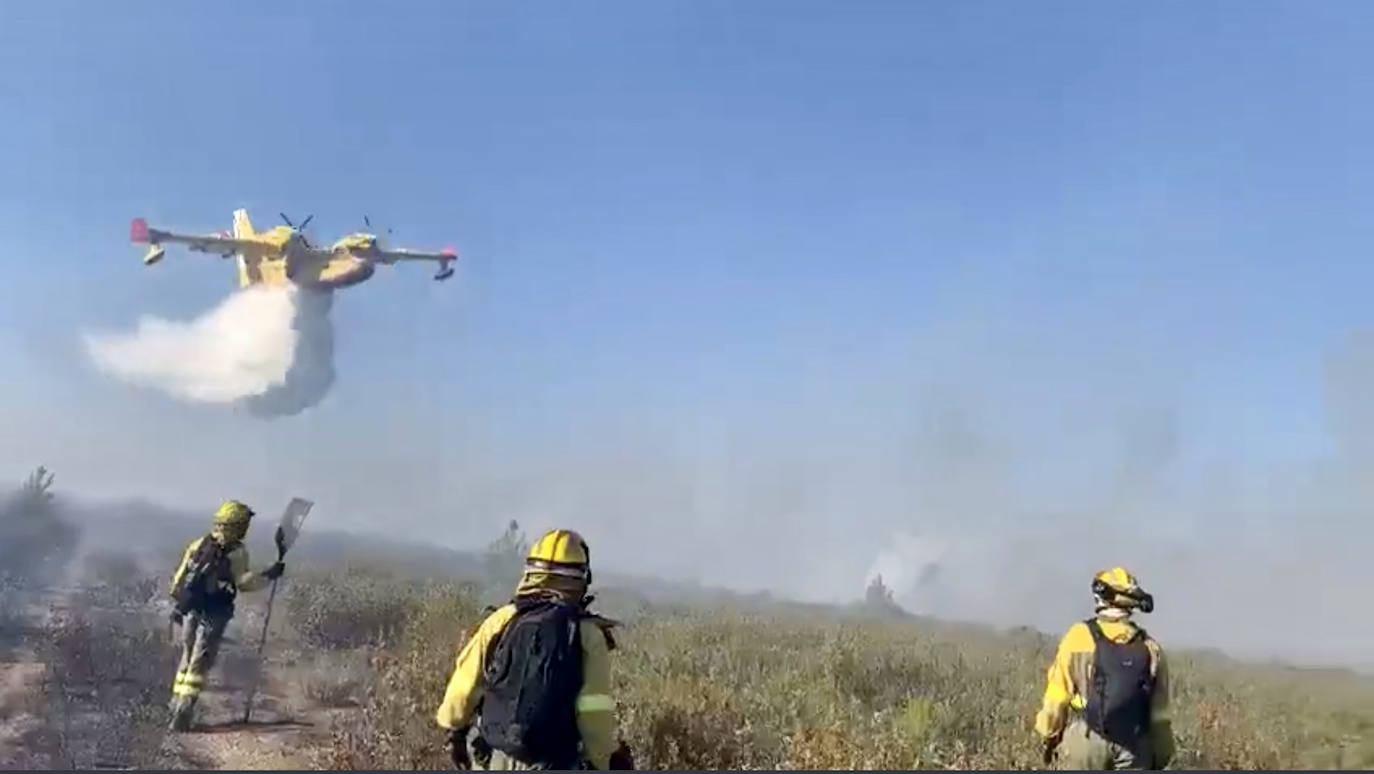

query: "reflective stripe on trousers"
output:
171 610 230 699
575 693 614 713
172 670 207 697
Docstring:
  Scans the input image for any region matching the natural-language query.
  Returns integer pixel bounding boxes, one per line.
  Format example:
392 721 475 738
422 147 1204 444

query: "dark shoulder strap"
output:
481 604 531 680
1086 617 1147 647
191 533 218 564
1084 617 1106 644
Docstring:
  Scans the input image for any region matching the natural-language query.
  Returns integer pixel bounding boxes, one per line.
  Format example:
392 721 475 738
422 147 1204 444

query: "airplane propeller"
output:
363 215 394 239
279 212 315 248
279 212 315 230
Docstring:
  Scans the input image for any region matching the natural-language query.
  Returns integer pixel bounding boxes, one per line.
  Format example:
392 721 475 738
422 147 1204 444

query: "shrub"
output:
284 565 422 651
320 582 1374 770
321 581 482 770
33 600 180 769
77 551 161 609
297 649 372 708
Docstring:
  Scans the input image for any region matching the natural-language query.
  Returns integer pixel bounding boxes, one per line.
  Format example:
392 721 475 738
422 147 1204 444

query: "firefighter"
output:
1034 567 1175 770
435 528 631 770
166 499 284 731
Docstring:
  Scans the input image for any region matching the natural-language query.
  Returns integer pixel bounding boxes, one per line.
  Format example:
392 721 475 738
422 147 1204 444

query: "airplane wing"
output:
130 218 268 260
376 246 458 280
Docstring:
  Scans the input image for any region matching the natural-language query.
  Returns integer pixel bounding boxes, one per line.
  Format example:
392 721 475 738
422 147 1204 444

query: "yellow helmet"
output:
525 528 591 583
1092 566 1154 613
213 500 255 527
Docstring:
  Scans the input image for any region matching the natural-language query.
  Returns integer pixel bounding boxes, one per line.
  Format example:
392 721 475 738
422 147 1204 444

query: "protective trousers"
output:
1052 720 1152 770
169 609 231 730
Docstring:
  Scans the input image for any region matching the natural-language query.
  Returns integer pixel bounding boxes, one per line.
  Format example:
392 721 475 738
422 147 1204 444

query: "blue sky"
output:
2 2 1374 661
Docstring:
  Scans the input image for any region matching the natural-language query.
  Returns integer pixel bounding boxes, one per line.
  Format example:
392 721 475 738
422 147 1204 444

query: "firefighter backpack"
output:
1083 618 1155 745
480 599 585 765
170 534 232 616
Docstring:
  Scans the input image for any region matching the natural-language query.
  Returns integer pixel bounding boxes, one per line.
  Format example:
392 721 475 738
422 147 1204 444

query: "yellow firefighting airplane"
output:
130 209 457 289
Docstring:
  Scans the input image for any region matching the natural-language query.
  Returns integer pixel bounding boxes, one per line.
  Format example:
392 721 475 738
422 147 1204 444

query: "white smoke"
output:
82 284 335 418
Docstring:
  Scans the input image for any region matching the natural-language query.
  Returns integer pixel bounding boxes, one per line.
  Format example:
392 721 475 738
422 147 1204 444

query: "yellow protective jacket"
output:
435 602 617 769
1034 615 1175 766
169 535 269 603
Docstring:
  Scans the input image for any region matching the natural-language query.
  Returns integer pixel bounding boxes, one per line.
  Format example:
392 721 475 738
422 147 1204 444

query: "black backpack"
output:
480 599 585 766
170 534 234 615
1083 618 1155 745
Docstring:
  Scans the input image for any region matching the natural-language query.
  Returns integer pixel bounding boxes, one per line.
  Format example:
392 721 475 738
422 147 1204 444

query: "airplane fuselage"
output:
235 228 377 290
245 247 377 290
133 210 455 290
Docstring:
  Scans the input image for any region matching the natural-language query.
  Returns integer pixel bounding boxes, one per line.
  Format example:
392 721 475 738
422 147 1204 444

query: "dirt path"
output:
159 633 355 769
0 658 47 769
163 679 342 769
1 592 58 769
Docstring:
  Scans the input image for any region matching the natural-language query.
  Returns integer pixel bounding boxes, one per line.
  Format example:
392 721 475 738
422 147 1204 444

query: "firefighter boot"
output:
169 695 197 732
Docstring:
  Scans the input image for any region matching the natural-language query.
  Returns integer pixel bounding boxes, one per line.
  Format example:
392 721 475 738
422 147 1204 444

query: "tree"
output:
864 573 908 618
866 573 895 607
20 465 55 506
0 466 79 590
482 519 529 598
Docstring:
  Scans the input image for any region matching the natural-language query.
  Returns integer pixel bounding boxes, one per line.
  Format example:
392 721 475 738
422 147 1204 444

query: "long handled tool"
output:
241 497 312 724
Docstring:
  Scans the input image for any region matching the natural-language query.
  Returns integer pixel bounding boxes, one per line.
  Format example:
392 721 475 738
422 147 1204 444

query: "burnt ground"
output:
0 586 349 770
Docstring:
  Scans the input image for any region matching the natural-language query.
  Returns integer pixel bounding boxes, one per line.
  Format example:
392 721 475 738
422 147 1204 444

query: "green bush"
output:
311 578 1374 770
284 565 424 651
321 581 482 770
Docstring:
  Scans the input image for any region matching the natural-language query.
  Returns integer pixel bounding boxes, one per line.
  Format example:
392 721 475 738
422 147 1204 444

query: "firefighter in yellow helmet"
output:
165 500 285 731
435 528 632 770
1034 567 1175 770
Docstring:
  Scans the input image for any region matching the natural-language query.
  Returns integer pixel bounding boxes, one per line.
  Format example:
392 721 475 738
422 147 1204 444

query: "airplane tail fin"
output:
232 209 260 288
232 209 255 239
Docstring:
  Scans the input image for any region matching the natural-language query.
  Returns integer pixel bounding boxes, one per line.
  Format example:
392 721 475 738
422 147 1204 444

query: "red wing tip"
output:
130 218 150 243
441 246 458 258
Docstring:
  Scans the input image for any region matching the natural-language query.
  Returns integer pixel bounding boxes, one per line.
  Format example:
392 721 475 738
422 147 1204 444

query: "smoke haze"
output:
81 285 335 418
30 276 1374 674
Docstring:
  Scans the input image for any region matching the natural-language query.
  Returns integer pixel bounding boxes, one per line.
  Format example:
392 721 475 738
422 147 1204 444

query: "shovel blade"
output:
276 497 313 555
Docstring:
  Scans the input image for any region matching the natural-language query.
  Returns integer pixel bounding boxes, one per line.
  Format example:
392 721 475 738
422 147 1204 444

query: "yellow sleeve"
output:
230 545 267 592
435 605 518 730
576 620 616 769
1034 624 1085 740
1149 641 1176 767
169 538 201 595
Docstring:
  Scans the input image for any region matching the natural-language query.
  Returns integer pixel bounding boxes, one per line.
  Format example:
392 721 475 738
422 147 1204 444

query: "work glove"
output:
609 742 635 770
470 733 492 769
262 562 286 581
1041 734 1060 767
445 727 470 770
